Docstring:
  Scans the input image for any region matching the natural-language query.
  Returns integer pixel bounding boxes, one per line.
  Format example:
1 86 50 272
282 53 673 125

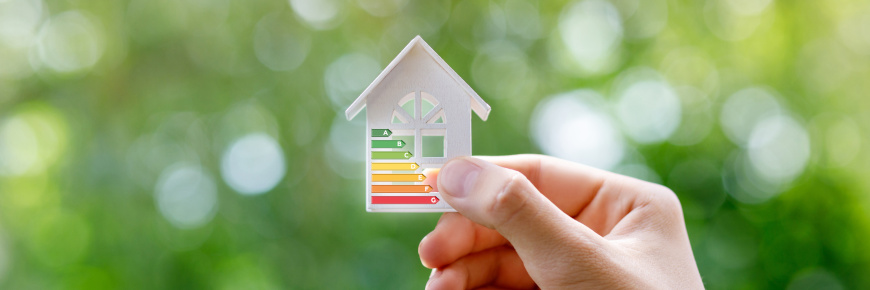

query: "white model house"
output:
345 36 491 212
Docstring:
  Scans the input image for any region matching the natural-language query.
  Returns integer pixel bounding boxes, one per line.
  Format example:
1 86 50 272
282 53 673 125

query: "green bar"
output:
372 151 413 159
372 140 405 148
371 129 392 137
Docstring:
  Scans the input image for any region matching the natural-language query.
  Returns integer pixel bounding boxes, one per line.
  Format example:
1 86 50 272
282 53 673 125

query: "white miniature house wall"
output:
345 36 490 212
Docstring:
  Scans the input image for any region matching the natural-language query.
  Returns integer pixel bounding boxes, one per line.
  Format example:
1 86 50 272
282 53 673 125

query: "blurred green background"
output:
1 0 869 288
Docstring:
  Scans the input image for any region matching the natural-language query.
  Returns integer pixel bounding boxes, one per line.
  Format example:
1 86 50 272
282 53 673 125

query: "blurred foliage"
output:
1 0 870 289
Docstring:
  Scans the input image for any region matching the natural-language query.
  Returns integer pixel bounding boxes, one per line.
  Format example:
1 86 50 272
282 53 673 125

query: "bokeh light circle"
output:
324 53 382 112
0 0 43 79
0 0 43 47
220 133 286 195
253 12 311 72
326 114 365 179
703 0 769 41
615 80 682 144
288 0 341 29
0 104 68 177
503 0 543 41
471 41 532 102
154 164 218 229
531 90 624 170
558 0 623 75
125 112 209 191
747 114 810 187
35 10 104 73
661 47 720 94
724 112 811 205
0 117 39 176
668 86 714 146
720 87 781 147
615 0 668 40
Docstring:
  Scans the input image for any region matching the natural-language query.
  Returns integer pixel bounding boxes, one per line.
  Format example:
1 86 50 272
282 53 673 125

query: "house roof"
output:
344 36 491 121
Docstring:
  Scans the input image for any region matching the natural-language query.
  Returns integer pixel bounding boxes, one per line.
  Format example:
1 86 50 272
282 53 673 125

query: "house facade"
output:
345 36 490 212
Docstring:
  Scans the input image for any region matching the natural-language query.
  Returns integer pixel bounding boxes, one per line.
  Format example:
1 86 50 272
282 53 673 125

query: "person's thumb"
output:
436 157 601 261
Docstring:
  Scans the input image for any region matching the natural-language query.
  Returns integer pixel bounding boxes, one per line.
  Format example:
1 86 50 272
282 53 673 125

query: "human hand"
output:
419 155 704 289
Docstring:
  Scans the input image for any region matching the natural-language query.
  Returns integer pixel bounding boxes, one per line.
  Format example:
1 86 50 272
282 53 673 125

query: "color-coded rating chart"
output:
370 128 437 205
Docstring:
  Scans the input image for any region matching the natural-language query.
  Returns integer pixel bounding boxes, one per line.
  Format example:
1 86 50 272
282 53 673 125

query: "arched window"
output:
392 92 445 124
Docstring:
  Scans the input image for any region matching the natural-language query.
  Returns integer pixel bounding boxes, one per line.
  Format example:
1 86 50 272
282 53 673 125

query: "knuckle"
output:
654 185 681 207
488 170 530 228
646 184 683 215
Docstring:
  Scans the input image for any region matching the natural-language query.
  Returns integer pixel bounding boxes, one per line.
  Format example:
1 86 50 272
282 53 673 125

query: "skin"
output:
419 154 704 289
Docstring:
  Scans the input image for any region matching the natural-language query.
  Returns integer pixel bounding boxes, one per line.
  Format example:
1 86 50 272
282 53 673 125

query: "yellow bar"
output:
372 163 419 171
372 174 426 182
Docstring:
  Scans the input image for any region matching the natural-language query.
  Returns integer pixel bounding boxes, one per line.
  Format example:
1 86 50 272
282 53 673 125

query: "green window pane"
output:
422 136 444 157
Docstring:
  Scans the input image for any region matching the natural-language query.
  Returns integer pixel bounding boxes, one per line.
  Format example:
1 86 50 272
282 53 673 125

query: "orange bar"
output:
372 185 432 193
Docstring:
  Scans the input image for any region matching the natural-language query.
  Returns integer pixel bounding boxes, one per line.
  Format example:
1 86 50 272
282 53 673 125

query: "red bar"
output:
372 196 440 204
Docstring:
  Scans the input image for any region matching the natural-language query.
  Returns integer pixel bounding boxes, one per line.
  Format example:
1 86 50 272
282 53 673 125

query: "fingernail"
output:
438 159 481 198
